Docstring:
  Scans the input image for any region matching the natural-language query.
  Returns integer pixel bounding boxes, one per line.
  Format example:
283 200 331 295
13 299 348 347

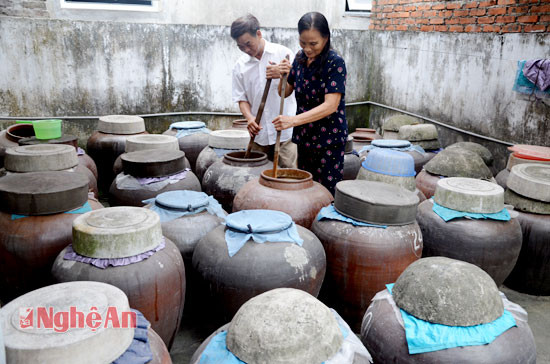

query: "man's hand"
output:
247 117 262 136
266 61 280 80
272 115 295 131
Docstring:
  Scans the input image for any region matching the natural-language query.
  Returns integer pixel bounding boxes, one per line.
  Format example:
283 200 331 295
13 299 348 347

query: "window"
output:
346 0 372 13
60 0 160 12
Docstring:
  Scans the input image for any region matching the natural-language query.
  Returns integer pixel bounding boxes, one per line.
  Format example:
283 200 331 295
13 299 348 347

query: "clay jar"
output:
162 121 210 172
361 257 537 363
86 115 147 192
312 180 422 332
231 119 248 129
233 168 333 229
192 210 326 320
0 281 172 364
343 136 361 180
349 128 382 151
202 151 273 212
0 171 103 302
417 178 522 286
109 149 201 207
51 207 185 349
0 123 35 168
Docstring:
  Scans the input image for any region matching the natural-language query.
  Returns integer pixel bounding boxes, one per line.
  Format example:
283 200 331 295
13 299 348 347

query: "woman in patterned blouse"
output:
273 12 348 195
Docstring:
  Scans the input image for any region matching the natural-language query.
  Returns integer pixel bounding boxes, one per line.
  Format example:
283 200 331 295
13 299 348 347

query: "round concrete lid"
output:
434 177 504 213
97 115 145 134
504 188 550 215
125 134 179 153
0 171 89 215
507 152 550 170
382 114 422 131
507 164 550 203
334 180 419 225
447 142 493 166
226 288 343 364
0 281 134 364
170 121 206 129
121 149 186 177
425 148 492 179
357 168 416 191
392 257 503 326
208 129 250 149
371 139 411 148
398 124 438 142
72 206 163 258
4 144 78 172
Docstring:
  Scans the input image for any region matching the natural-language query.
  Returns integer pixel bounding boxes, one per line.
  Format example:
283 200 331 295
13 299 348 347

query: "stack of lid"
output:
109 148 201 207
312 180 422 331
504 164 550 295
2 144 97 197
191 288 372 364
342 136 361 180
196 129 250 181
162 121 210 172
496 145 550 189
361 257 536 363
0 171 100 302
398 124 440 151
0 281 172 364
417 177 522 286
51 206 185 348
381 114 422 140
348 128 382 150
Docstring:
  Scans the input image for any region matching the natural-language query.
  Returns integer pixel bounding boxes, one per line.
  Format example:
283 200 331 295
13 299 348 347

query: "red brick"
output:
496 15 516 22
488 7 507 14
497 0 516 4
404 5 417 11
396 11 410 17
382 19 393 24
369 23 376 29
435 25 448 31
423 10 437 16
399 0 409 4
383 6 393 12
420 25 435 31
501 23 521 31
418 4 431 10
508 6 528 12
377 13 385 18
541 15 550 21
430 17 445 24
479 0 497 5
416 18 430 23
440 10 454 16
454 9 470 16
447 2 463 9
404 18 417 24
446 17 461 24
432 3 446 9
449 25 465 31
466 1 479 8
465 25 482 31
470 8 487 15
518 15 539 22
386 25 396 30
411 10 423 16
531 5 550 12
482 24 501 31
394 5 404 11
478 16 496 23
459 16 477 23
396 25 409 30
525 24 547 31
375 25 384 30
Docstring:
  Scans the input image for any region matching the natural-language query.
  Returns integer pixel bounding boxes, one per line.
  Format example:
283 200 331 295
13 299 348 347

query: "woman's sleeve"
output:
324 55 346 95
287 55 299 87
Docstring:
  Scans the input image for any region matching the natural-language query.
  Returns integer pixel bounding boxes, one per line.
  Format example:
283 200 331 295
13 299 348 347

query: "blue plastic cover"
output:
11 201 92 220
143 191 226 223
386 284 517 355
112 309 153 364
372 139 412 148
361 148 416 177
224 210 303 257
432 200 511 222
169 121 211 138
316 205 387 228
359 143 426 156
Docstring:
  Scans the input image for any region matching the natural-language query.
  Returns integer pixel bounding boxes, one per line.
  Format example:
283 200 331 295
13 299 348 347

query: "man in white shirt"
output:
231 14 298 168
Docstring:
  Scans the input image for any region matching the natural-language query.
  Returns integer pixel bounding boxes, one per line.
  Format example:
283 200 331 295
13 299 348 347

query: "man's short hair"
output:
230 14 260 40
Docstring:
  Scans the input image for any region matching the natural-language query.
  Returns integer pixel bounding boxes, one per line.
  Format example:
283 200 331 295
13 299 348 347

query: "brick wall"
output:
369 0 550 33
0 0 49 18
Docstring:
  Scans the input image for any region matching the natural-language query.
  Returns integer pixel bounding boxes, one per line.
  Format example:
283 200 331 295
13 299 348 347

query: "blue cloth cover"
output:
11 201 92 220
361 148 416 177
169 121 211 138
316 205 387 228
224 210 303 257
143 191 226 223
112 309 153 364
359 143 426 156
513 60 550 98
199 311 349 364
432 201 511 222
386 284 517 355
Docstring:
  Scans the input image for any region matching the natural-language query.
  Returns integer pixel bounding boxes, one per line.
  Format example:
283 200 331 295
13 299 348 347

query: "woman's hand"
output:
277 58 292 77
272 115 295 131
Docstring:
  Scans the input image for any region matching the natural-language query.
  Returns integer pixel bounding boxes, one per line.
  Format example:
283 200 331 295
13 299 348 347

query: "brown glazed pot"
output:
86 130 148 192
0 124 35 168
195 146 229 182
417 200 522 286
311 218 422 332
162 129 209 172
495 168 509 189
51 237 185 350
232 119 248 129
148 328 173 364
504 211 550 295
360 295 537 363
192 224 326 321
202 151 273 212
416 169 443 199
108 170 201 207
343 152 361 180
233 169 333 229
0 198 103 302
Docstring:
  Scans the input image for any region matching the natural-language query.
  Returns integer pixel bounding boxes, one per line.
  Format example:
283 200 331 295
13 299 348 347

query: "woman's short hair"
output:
230 14 260 40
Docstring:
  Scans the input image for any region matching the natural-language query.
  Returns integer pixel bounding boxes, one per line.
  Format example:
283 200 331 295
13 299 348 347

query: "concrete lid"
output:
504 188 550 215
0 281 134 364
398 124 438 141
97 115 145 134
121 149 186 177
414 139 441 151
434 177 504 213
4 144 78 172
208 129 250 149
125 134 179 153
382 114 422 131
507 164 550 203
425 148 492 179
0 171 89 215
392 257 504 326
507 153 550 171
357 167 416 192
334 180 419 225
447 142 493 166
72 206 163 258
226 288 343 364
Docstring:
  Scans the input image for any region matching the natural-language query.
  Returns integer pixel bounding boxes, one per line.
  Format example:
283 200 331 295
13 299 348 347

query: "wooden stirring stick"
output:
243 79 272 159
272 69 288 178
